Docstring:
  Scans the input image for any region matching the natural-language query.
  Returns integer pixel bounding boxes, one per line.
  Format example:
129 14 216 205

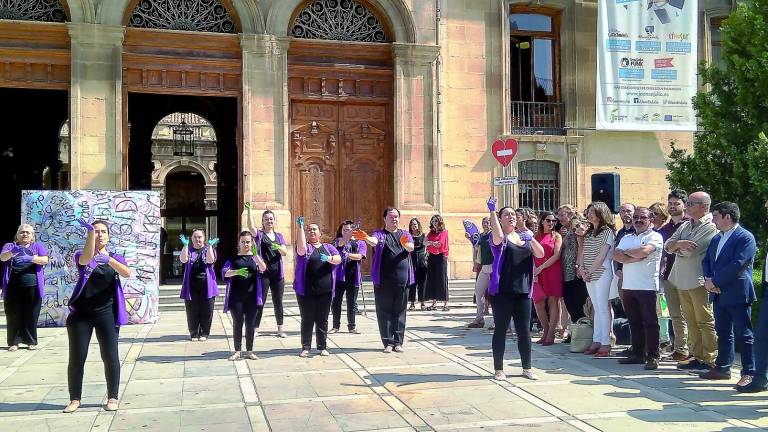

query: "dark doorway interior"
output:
0 88 68 241
127 93 239 278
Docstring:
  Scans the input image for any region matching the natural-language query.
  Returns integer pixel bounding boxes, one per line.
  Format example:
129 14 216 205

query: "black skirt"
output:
424 253 449 301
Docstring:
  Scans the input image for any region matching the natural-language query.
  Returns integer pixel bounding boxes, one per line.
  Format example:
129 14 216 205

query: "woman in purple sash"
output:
486 199 545 381
222 231 267 361
1 224 48 351
330 220 366 334
246 204 289 337
64 219 133 413
179 229 219 341
294 217 341 357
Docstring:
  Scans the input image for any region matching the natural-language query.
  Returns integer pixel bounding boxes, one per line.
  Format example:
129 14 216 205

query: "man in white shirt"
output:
613 207 665 370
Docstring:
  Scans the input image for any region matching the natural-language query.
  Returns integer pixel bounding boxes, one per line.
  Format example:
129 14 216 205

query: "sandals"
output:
425 305 436 311
408 303 416 311
63 400 81 413
420 303 426 310
441 306 450 311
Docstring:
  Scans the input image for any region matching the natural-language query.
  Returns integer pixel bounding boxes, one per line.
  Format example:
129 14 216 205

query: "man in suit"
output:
700 201 756 388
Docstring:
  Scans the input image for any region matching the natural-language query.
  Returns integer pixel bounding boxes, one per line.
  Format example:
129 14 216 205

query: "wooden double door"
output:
290 100 393 251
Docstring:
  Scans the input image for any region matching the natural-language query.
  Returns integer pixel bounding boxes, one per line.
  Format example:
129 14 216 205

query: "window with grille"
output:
518 160 559 212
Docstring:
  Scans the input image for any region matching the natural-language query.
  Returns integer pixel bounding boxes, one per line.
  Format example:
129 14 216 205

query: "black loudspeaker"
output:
591 173 621 214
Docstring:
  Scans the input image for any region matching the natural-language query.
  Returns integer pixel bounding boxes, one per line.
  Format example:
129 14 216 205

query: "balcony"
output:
510 101 565 136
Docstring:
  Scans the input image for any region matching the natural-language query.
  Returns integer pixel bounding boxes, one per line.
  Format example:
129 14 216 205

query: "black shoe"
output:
563 335 571 344
616 347 634 357
699 368 731 380
644 358 659 370
618 356 645 365
736 380 768 393
677 359 710 371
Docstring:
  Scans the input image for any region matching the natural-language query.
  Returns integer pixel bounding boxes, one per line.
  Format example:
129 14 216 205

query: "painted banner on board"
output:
596 0 698 131
21 190 161 326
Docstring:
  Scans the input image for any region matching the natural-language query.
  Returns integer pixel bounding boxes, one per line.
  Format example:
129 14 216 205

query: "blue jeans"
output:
714 301 755 376
752 285 768 386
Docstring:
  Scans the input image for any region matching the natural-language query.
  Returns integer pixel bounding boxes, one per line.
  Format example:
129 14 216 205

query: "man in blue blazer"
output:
700 202 756 387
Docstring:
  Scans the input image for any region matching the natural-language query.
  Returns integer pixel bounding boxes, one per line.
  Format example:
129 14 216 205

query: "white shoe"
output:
63 400 80 413
319 349 330 356
246 351 258 360
228 352 241 361
522 369 539 380
299 350 310 358
393 345 404 353
7 345 18 352
198 336 207 341
383 346 393 353
105 399 119 411
254 329 260 337
27 344 38 351
493 370 506 381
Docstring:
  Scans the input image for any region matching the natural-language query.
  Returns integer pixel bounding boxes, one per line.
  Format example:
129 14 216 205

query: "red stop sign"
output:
492 138 518 167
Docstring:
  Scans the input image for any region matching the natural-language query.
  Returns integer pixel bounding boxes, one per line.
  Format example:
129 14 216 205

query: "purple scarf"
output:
488 237 534 297
1 242 47 299
293 243 340 297
370 229 415 288
70 251 129 326
333 238 367 287
179 245 219 300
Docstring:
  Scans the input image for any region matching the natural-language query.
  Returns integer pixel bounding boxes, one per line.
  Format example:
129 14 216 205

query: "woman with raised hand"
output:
64 219 132 413
179 229 219 341
354 208 414 353
294 217 341 357
330 220 366 334
407 218 428 311
246 203 289 338
424 214 450 311
486 198 545 381
1 224 48 351
222 231 267 361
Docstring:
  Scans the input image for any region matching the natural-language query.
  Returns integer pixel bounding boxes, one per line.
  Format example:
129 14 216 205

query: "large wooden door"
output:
290 101 392 244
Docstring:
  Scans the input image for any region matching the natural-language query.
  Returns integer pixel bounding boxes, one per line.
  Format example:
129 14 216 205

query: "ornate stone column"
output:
391 43 440 211
67 23 125 189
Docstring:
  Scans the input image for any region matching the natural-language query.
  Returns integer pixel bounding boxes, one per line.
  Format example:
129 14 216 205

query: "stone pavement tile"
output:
416 403 491 427
264 401 342 432
130 361 185 380
180 422 252 432
0 413 98 432
123 377 185 395
371 364 489 392
705 404 768 428
521 379 680 415
110 409 182 431
252 372 317 401
180 406 250 426
181 380 243 407
184 359 236 377
252 352 350 373
441 422 580 432
119 390 183 410
450 385 550 420
333 411 410 431
246 405 270 432
581 407 739 431
306 370 373 397
41 383 107 409
323 395 391 415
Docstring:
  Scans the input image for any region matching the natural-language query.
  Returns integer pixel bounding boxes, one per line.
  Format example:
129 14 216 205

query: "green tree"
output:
666 0 768 246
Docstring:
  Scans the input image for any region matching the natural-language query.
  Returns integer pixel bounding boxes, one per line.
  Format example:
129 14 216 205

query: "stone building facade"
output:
0 0 734 279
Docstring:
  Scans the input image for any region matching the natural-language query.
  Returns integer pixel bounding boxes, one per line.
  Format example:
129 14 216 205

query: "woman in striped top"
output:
578 202 616 357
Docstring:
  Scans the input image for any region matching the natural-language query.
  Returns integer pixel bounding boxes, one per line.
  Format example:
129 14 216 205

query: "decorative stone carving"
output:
128 0 236 33
290 0 387 43
0 0 67 22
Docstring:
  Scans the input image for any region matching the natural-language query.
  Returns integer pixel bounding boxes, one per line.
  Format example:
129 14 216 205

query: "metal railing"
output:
510 101 565 136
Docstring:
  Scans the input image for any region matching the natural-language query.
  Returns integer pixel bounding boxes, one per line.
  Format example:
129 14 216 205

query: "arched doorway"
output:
288 0 395 253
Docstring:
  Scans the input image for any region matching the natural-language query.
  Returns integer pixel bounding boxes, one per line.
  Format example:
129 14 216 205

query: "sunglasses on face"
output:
543 219 556 223
633 216 649 220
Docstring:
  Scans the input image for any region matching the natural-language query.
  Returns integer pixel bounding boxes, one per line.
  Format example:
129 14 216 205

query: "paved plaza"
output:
0 302 766 432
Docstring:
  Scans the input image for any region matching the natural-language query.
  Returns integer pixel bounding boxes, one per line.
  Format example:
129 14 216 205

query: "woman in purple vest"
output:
222 230 267 361
294 217 341 357
179 229 219 341
330 220 366 334
64 219 133 413
354 207 415 353
486 198 545 381
246 204 289 337
1 224 48 351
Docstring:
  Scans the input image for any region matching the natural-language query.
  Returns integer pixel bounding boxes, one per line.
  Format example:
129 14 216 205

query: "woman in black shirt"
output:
487 198 544 381
408 218 427 311
222 231 267 361
294 217 341 357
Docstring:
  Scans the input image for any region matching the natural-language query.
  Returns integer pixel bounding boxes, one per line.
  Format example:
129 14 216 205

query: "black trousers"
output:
332 279 358 330
374 282 408 347
66 309 120 400
623 289 660 360
255 271 285 327
3 283 41 346
185 283 215 338
490 293 532 371
408 266 427 303
297 292 332 351
230 290 260 351
563 278 589 323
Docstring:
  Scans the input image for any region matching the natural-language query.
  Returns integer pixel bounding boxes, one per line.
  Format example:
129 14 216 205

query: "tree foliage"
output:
666 0 768 245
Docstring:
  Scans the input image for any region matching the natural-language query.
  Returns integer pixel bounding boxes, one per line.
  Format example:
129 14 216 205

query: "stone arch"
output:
97 0 263 33
153 160 218 210
65 0 96 23
266 0 416 43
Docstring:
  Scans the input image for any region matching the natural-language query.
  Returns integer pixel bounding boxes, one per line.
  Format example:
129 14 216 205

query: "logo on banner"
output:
654 58 674 68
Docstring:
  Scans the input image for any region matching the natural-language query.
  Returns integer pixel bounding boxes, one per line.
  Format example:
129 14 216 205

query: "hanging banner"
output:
21 190 161 326
596 0 698 131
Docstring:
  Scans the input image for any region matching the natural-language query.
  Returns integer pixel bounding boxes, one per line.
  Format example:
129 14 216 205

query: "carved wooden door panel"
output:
291 102 338 240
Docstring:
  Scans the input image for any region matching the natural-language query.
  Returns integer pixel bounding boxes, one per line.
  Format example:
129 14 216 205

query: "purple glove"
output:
487 197 497 212
77 218 94 231
1 243 14 254
13 254 33 264
519 231 533 242
94 253 111 265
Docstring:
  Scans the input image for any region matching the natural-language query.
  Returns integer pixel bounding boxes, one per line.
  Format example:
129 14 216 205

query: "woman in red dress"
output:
533 211 563 345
